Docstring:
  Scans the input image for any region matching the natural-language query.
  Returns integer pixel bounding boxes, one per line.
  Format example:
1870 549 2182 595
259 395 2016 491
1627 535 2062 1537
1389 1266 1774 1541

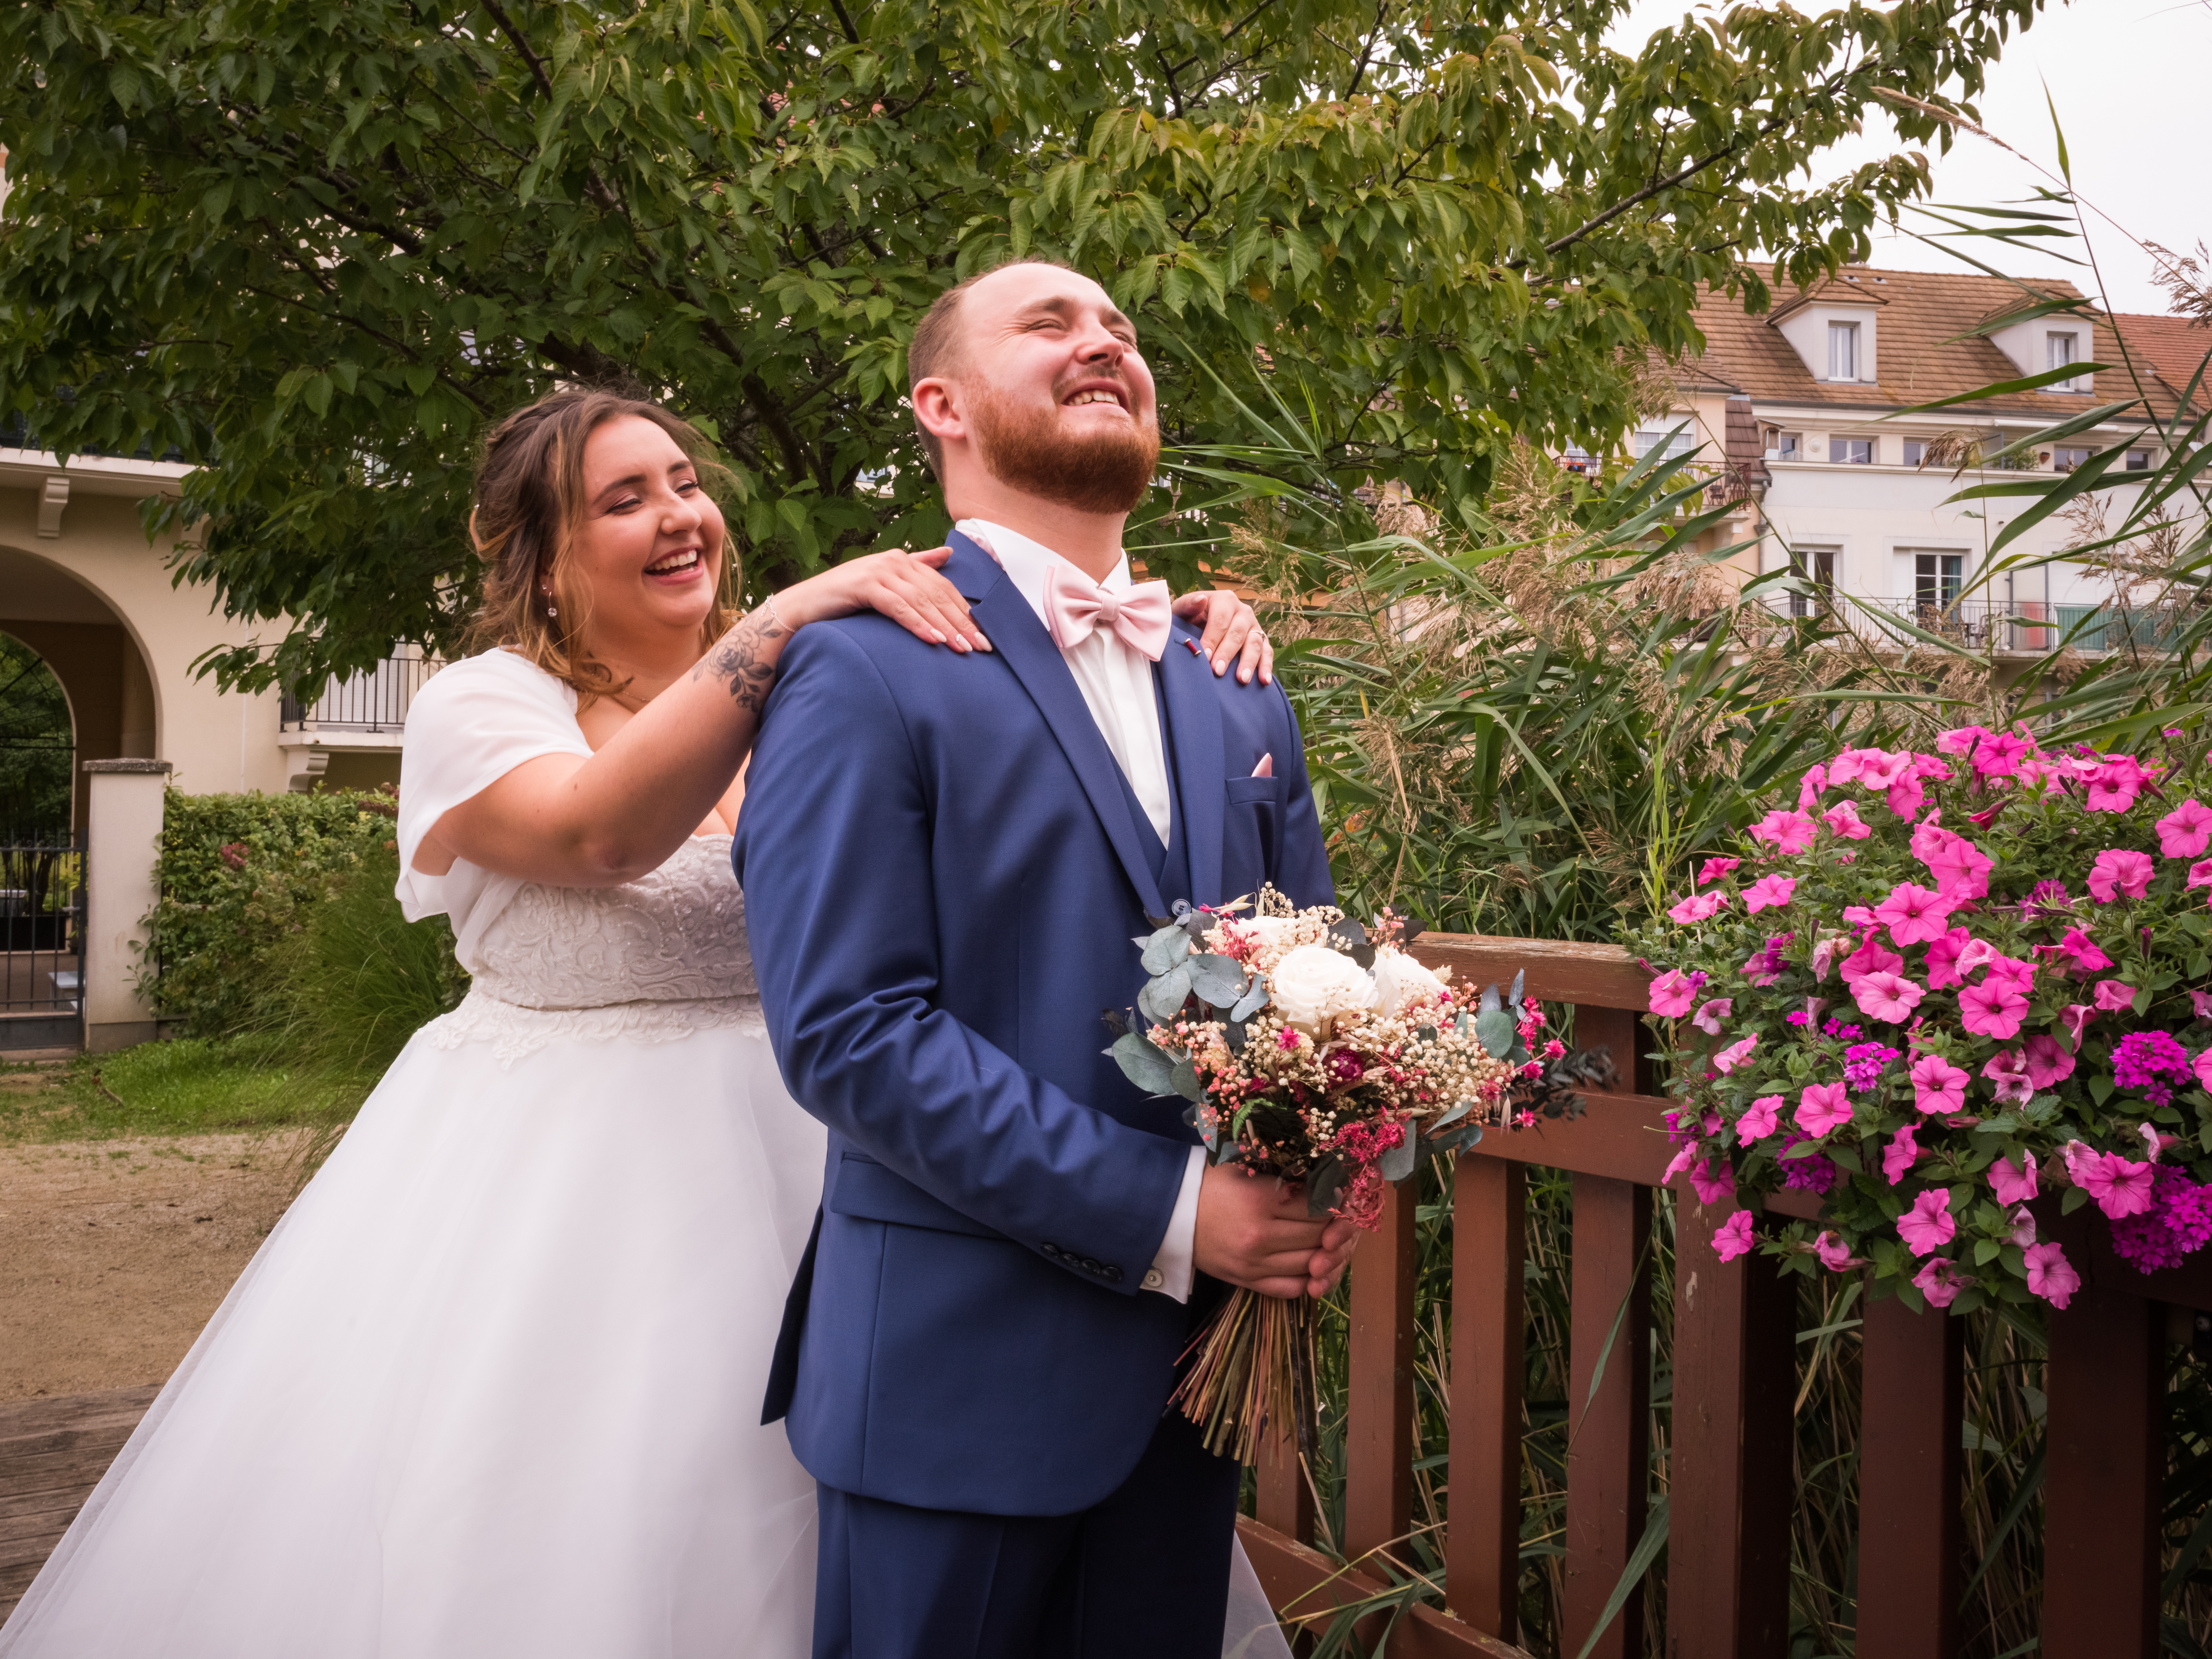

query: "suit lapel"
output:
1157 622 1226 908
949 532 1169 919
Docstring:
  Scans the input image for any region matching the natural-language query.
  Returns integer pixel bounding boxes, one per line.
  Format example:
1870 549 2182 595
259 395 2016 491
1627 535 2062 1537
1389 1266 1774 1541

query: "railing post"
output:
1448 1156 1525 1639
1564 1175 1652 1659
1856 1293 1963 1659
1255 1420 1314 1545
1344 1177 1416 1567
2044 1278 2161 1659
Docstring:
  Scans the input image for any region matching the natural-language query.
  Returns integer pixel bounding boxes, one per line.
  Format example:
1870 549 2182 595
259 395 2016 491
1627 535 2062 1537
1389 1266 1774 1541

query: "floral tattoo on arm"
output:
694 603 788 717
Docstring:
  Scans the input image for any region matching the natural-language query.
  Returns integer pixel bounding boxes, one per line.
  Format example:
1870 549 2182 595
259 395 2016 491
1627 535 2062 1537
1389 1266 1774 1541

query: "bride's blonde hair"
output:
462 389 741 699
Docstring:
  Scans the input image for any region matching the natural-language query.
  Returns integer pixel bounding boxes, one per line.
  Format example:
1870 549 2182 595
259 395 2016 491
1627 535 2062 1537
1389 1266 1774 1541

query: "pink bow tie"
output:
1041 564 1173 661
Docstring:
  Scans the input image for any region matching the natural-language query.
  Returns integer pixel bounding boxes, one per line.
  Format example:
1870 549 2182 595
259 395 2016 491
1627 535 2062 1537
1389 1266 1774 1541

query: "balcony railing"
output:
1758 595 2193 657
279 655 440 733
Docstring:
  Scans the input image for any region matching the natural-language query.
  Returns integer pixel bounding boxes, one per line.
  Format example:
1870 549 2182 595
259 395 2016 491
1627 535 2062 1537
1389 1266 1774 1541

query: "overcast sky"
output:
1609 0 2208 317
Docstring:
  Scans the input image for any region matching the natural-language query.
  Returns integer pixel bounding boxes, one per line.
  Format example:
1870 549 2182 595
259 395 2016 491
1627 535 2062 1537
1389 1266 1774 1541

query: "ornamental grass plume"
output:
1630 722 2212 1316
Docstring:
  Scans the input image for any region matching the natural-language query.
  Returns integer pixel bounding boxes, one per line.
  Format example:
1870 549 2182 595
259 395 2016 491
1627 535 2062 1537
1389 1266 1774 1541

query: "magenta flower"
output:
2189 860 2212 893
1974 732 2032 777
1743 874 1797 914
1953 937 1999 978
2084 755 2152 812
2087 849 2155 902
1797 765 1827 812
1914 1257 1971 1309
1736 1095 1782 1144
1811 937 1845 983
1937 725 1996 757
1661 1142 1701 1187
1690 998 1733 1035
1648 969 1698 1017
1888 774 1929 820
1839 938 1906 986
1882 1123 1921 1185
1714 1034 1760 1074
2196 1048 2212 1090
1795 1081 1854 1137
1749 809 1818 856
1696 856 1741 886
1982 955 2038 995
1689 1157 1736 1206
2007 1204 2038 1247
2093 978 2139 1013
1814 1231 1865 1272
1822 799 1873 840
2077 1151 2158 1219
1826 748 1888 787
2158 799 2212 859
1923 926 1974 989
1897 1189 1957 1257
1926 838 1994 901
1958 978 2029 1040
1910 1054 1969 1115
2021 1034 2076 1088
2023 1241 2080 1309
1873 882 1956 946
1852 970 1924 1024
1712 1210 1756 1262
2048 927 2113 974
1990 1153 2038 1205
1668 890 1727 924
1981 1049 2035 1105
2194 990 2212 1020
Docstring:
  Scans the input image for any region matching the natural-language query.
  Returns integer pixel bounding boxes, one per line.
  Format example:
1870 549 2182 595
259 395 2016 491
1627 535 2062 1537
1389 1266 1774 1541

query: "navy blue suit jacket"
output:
735 533 1332 1516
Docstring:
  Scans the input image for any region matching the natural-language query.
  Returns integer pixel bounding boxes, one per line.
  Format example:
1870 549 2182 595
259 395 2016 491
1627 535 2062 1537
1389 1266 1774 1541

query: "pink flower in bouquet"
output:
1713 1034 1759 1074
1749 809 1818 855
1743 875 1797 913
2077 1151 2158 1219
1821 799 1873 840
1874 882 1955 945
2024 1241 2080 1309
1937 725 1995 757
1915 1257 1971 1309
2190 860 2212 892
1852 971 1923 1024
1797 765 1827 812
2022 1034 2076 1088
1696 856 1741 886
1736 1095 1782 1144
2085 754 2152 812
2196 1046 2212 1091
1959 978 2029 1039
1910 1055 1969 1115
1689 1157 1736 1206
2058 1003 2097 1050
1882 1123 1921 1185
2093 978 2139 1013
1668 890 1727 924
1690 997 1732 1035
1990 1153 2038 1205
1923 926 1974 989
1648 970 1699 1017
2046 927 2113 974
1981 1049 2035 1104
1712 1211 1756 1261
1839 938 1905 986
2158 799 2212 859
2088 849 2155 901
1898 1189 1957 1257
1814 1231 1865 1272
1795 1080 1854 1137
1973 732 2033 777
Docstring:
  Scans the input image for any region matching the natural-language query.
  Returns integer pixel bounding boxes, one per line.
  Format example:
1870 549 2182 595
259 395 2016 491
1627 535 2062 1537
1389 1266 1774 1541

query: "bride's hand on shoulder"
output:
1171 589 1273 686
773 547 992 654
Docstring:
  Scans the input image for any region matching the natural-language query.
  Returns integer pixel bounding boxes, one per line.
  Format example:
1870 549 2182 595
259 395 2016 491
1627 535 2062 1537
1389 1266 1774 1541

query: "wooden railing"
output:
1236 933 2208 1658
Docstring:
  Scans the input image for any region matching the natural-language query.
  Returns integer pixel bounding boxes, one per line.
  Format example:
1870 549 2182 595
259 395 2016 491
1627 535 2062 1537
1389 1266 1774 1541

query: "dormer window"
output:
2046 331 2089 391
1829 322 1862 381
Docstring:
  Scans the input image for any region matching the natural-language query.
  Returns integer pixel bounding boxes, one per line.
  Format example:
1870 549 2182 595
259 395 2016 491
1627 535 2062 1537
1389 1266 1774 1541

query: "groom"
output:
737 257 1351 1657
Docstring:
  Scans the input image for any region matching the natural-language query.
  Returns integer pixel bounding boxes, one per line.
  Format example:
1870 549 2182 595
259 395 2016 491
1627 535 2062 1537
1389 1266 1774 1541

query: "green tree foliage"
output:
0 0 2045 694
0 635 74 834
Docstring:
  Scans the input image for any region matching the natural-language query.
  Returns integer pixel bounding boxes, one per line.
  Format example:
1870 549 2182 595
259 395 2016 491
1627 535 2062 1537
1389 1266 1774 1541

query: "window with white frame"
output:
2046 331 2088 391
2054 446 2093 473
1903 439 1927 468
1907 550 1966 612
1828 321 1861 381
1787 545 1837 618
1766 430 1802 460
2127 449 2153 471
1835 437 1873 465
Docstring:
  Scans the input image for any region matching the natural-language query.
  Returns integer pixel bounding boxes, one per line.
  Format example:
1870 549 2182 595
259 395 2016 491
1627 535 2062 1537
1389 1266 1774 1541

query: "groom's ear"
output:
910 376 967 447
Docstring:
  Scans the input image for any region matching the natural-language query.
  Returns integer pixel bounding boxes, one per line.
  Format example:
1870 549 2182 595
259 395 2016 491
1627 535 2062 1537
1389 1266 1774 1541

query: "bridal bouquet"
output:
1107 890 1524 1462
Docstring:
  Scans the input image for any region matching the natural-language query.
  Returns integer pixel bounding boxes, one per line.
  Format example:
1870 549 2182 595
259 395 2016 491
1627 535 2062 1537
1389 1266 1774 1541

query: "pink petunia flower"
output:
1914 1257 1971 1309
1974 732 2032 777
1737 1095 1782 1144
2158 799 2212 860
1874 882 1956 946
1811 937 1845 983
1982 955 2038 995
1748 809 1819 856
1696 856 1741 887
2058 1003 2096 1051
1910 1054 1969 1115
1888 773 1932 820
1689 1157 1736 1206
1712 1210 1756 1262
1795 1080 1854 1137
1690 998 1733 1035
1814 1231 1865 1272
1937 725 1996 757
2077 1151 2158 1219
2189 860 2212 893
1661 1142 1702 1187
2023 1241 2080 1309
2093 979 2139 1013
1797 765 1828 812
1923 926 1975 989
1897 1189 1958 1257
1927 839 1994 902
2084 755 2152 813
1981 1049 2036 1105
1842 905 1881 929
1743 874 1798 914
2087 849 2155 902
2196 1048 2212 1091
1839 938 1906 986
1958 978 2029 1040
1713 1034 1760 1075
1853 970 1924 1024
2007 1204 2038 1247
1953 937 1999 979
1989 1153 2038 1205
2193 989 2212 1020
1649 970 1698 1018
1822 799 1873 840
1668 890 1728 924
2021 1034 2076 1089
1882 1123 1921 1185
2048 927 2113 974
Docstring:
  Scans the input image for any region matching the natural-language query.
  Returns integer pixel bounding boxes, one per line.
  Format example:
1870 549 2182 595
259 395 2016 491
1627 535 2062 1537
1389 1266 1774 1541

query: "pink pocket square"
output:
1251 754 1273 778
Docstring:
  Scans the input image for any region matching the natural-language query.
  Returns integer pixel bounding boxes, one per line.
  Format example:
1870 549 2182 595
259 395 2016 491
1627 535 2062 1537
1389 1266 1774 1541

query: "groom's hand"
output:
1193 1162 1361 1300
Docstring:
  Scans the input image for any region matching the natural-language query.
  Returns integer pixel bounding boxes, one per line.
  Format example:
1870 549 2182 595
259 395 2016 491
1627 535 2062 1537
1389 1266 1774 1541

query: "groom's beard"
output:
968 382 1161 516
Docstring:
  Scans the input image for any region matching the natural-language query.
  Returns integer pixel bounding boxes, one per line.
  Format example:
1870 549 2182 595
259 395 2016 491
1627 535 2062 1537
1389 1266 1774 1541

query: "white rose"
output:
1268 944 1380 1036
1238 915 1296 950
1370 949 1446 1018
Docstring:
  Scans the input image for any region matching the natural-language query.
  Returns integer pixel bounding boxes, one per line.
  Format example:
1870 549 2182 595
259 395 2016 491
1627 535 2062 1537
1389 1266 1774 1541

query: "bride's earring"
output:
541 583 557 620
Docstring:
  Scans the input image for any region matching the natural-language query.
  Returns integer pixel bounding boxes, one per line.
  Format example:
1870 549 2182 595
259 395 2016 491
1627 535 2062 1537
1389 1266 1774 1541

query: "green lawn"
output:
0 1036 366 1145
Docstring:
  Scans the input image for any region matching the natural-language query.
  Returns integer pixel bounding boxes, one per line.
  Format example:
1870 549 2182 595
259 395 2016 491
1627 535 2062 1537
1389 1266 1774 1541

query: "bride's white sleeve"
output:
394 651 593 965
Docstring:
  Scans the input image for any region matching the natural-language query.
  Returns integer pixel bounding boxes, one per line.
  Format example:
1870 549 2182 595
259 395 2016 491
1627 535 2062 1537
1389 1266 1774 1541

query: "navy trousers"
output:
812 1411 1240 1658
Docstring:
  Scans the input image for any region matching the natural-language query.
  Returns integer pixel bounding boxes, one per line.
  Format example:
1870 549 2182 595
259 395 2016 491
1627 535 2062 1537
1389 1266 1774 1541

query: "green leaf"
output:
1380 1132 1418 1181
1169 1056 1205 1103
1105 1030 1177 1095
1229 972 1269 1023
1139 961 1194 1023
1186 952 1248 1008
1140 925 1191 976
1474 1007 1517 1059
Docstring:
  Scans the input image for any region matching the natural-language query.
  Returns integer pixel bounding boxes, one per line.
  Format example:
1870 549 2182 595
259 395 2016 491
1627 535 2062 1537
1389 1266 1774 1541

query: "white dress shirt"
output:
959 519 1206 1302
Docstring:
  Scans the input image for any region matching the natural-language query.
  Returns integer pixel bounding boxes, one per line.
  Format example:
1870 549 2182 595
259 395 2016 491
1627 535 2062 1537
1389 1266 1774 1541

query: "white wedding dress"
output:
0 649 1291 1659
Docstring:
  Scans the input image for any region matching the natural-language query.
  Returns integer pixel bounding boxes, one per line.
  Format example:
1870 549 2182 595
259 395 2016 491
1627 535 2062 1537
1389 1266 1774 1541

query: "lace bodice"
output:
424 836 765 1068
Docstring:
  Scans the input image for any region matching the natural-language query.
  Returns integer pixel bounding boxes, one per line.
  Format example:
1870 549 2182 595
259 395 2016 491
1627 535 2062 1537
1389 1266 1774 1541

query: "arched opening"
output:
0 633 74 837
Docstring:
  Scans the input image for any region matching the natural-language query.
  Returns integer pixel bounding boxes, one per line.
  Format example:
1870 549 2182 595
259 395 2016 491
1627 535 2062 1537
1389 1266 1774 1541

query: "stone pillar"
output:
82 759 171 1053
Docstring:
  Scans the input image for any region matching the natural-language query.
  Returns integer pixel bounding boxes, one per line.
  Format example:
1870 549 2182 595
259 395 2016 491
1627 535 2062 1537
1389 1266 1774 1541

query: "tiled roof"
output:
2112 313 2211 418
1683 263 2193 423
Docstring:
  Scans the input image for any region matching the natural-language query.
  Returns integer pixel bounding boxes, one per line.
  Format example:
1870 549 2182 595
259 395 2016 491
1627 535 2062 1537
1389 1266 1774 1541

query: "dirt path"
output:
0 1132 312 1401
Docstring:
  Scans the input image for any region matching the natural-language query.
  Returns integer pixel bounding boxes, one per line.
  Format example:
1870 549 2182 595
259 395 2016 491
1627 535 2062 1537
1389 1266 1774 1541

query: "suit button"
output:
1142 1268 1165 1291
1081 1257 1102 1274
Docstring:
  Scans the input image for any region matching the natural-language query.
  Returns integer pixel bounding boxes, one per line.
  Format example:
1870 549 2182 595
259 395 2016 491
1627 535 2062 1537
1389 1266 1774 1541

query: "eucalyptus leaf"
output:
1140 925 1192 976
1139 961 1194 1023
1106 1030 1178 1095
1187 953 1249 1008
1230 972 1269 1023
1306 1158 1349 1218
1169 1057 1205 1104
1226 1020 1249 1055
1431 1100 1471 1130
1510 969 1525 1007
1380 1133 1418 1181
1479 983 1502 1014
1474 1007 1517 1059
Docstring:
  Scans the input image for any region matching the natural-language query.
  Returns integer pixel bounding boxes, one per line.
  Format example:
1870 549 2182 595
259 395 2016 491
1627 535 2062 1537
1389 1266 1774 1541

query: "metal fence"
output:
1758 594 2193 657
0 835 85 1050
278 655 439 733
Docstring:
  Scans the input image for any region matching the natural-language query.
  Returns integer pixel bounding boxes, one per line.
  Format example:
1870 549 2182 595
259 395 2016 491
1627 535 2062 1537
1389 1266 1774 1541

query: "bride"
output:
0 388 1291 1658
